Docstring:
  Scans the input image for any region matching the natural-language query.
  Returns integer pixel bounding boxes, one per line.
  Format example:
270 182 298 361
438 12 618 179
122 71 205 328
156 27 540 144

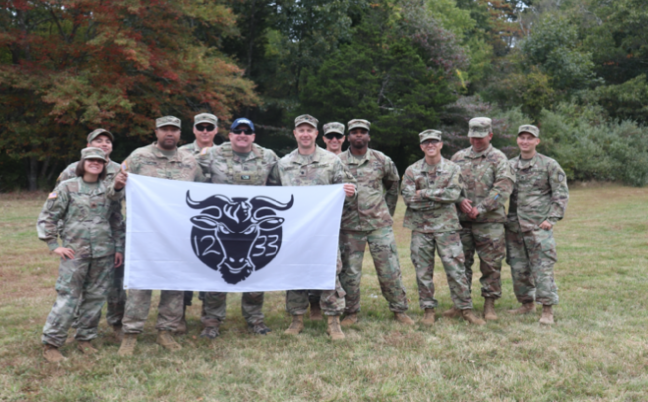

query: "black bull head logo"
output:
186 191 294 284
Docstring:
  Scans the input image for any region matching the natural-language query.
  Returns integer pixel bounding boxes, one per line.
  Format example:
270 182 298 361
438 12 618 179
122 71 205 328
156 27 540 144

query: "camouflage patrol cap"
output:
294 114 319 129
323 122 345 135
419 129 442 143
468 117 492 138
518 124 540 138
156 115 181 129
194 113 218 126
80 147 107 162
347 119 371 132
87 128 114 143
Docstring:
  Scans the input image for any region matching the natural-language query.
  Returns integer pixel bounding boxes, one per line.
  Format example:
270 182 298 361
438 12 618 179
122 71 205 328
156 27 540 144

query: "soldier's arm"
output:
546 160 569 224
450 152 467 205
474 158 515 215
37 186 70 251
109 200 126 254
267 163 282 186
419 167 463 204
107 156 133 200
334 160 358 201
382 157 399 216
196 148 212 181
401 167 434 210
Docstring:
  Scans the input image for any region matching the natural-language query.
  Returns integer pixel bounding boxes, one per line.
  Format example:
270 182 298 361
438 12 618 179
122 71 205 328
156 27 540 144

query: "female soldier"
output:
37 147 125 362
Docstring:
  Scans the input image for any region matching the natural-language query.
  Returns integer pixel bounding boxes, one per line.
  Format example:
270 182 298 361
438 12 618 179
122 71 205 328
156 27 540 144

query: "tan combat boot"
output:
421 308 436 326
326 316 345 340
394 312 415 325
174 306 187 335
539 305 554 325
340 313 358 327
442 306 462 318
508 302 535 315
118 333 138 356
157 330 182 351
43 344 66 363
309 302 323 321
483 298 498 321
77 341 98 355
112 324 123 343
461 309 486 325
284 314 304 335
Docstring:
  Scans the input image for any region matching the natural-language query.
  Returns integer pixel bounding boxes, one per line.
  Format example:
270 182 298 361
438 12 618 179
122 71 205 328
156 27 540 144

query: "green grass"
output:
1 184 648 401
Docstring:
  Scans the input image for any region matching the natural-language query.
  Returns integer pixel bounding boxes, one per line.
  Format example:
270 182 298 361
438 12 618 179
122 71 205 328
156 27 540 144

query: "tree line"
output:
2 0 648 191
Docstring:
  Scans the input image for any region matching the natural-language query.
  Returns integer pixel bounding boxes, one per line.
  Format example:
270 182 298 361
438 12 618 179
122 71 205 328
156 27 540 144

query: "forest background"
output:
2 0 648 191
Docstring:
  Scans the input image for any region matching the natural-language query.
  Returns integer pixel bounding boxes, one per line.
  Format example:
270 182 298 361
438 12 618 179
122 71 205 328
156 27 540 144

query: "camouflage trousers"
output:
410 231 473 310
201 292 265 327
42 255 114 348
122 289 184 334
286 250 346 316
505 222 559 306
459 222 505 299
71 263 126 328
340 227 409 314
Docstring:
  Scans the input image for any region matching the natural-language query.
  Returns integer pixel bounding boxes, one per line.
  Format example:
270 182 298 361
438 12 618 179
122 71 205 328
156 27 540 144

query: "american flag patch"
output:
48 192 57 199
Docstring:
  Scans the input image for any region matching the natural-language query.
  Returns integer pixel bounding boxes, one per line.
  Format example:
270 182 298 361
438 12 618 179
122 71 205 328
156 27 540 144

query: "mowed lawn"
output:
1 184 647 401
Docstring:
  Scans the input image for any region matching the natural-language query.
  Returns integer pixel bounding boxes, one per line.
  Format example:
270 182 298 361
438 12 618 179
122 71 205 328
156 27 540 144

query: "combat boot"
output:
483 297 498 321
77 341 98 355
442 306 462 318
284 314 304 335
539 305 554 325
326 316 345 340
309 301 323 321
394 312 415 325
157 330 182 351
43 344 66 363
112 324 123 343
175 306 187 335
340 313 358 327
461 309 486 325
118 333 138 356
508 302 535 315
248 322 271 335
421 308 436 326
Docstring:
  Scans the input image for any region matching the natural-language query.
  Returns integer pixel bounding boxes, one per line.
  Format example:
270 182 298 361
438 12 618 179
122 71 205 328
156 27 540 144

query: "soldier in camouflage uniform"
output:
178 113 219 334
449 117 515 321
337 119 413 326
55 129 126 340
38 147 125 362
506 125 569 325
402 130 485 326
110 116 205 356
269 114 357 340
196 117 279 338
308 121 347 318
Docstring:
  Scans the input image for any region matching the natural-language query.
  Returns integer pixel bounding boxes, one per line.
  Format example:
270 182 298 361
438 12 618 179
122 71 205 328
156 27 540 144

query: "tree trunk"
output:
28 156 38 191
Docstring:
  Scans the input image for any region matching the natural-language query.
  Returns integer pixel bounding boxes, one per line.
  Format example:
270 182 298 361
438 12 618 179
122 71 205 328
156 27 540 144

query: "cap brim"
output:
157 124 181 129
194 120 216 126
88 131 114 142
468 130 489 138
348 125 369 131
296 122 317 129
518 131 539 137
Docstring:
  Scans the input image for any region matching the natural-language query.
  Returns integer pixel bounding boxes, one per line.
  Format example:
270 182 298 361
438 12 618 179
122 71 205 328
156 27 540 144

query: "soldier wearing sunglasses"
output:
195 117 279 338
178 113 219 335
322 122 346 155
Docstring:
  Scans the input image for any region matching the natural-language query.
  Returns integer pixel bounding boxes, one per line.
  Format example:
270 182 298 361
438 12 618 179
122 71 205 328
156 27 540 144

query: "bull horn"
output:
249 195 294 211
186 191 234 210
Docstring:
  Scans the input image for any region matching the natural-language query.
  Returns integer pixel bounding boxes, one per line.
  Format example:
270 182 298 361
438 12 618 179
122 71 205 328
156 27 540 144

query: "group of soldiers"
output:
40 112 568 361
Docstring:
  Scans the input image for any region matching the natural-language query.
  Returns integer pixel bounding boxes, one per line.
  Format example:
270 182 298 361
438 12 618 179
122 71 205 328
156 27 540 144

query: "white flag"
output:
124 174 345 292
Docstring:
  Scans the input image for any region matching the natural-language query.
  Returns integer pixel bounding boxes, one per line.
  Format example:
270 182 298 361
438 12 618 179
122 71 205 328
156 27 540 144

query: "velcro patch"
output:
200 147 210 156
48 192 57 199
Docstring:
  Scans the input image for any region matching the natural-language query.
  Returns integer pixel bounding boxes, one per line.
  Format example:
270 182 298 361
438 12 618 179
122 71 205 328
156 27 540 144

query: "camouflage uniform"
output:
110 142 204 334
55 159 126 327
402 157 473 310
506 153 569 306
38 176 125 347
451 144 515 299
196 142 279 327
338 148 408 314
269 146 357 316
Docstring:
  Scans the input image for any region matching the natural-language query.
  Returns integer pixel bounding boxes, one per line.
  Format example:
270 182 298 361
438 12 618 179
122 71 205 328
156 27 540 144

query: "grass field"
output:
1 184 648 401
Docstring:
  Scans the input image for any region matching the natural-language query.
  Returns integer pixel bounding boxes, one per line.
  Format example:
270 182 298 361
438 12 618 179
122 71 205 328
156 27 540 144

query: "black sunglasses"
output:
195 124 215 132
231 128 254 135
324 133 344 140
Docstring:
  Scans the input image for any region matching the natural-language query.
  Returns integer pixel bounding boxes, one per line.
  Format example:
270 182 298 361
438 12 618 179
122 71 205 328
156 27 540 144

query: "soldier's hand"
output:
468 207 479 220
53 247 75 261
459 199 473 214
343 184 356 197
539 220 553 230
114 171 128 190
114 252 124 268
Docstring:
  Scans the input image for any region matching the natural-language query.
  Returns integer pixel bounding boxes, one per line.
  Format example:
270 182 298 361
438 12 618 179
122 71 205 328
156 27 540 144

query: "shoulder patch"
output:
121 161 129 172
557 173 565 182
48 192 57 199
200 147 210 156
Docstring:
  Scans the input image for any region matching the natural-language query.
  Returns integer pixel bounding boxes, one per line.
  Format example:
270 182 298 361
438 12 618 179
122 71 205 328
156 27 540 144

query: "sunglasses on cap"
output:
231 128 254 135
324 133 344 140
195 124 215 132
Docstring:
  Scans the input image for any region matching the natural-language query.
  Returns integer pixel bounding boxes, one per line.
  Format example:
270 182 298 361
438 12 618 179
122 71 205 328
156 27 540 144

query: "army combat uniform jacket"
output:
338 148 398 231
198 142 279 185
